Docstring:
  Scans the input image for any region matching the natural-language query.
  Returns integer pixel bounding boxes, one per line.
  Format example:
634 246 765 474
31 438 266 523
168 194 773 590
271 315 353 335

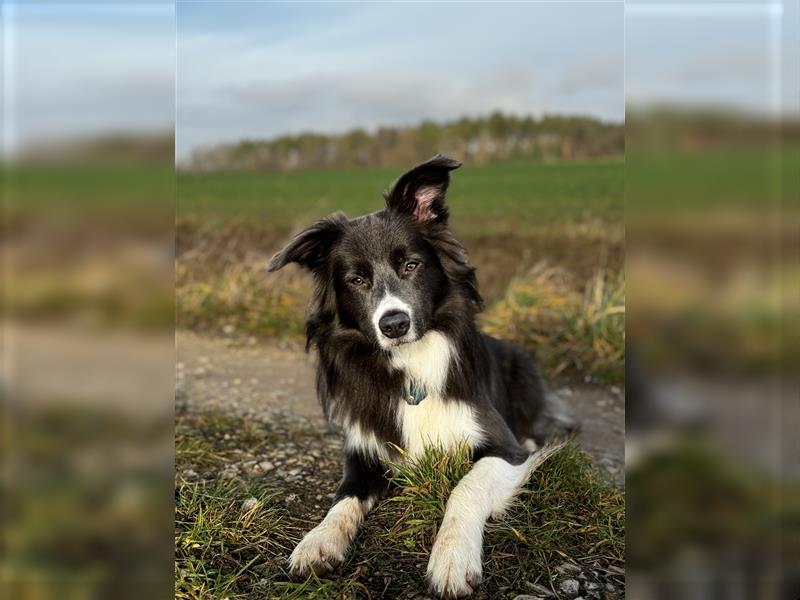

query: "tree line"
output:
187 112 624 172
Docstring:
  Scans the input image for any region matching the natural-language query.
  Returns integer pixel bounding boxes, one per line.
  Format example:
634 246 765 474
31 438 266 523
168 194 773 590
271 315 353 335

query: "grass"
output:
481 262 625 384
175 409 625 599
177 159 624 236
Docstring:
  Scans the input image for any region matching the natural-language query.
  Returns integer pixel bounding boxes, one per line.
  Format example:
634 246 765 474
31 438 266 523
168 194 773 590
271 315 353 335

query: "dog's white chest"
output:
397 397 483 457
390 331 484 457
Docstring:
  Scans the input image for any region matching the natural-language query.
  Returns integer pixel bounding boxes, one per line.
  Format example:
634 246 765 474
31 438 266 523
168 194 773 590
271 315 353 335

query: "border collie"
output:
268 154 577 598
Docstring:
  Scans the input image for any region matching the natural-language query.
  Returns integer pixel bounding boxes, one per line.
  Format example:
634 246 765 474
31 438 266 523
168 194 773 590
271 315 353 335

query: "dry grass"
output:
176 260 309 337
481 262 625 383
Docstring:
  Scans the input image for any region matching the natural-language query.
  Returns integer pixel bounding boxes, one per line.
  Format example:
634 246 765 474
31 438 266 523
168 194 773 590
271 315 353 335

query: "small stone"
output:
182 469 198 479
512 596 544 600
556 562 581 575
241 497 259 512
288 468 300 476
223 324 235 335
285 493 299 503
525 582 554 596
559 579 580 597
258 461 275 472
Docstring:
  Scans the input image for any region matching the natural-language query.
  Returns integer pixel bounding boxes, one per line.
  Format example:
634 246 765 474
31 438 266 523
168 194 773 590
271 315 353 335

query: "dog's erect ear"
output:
384 154 461 224
267 214 345 273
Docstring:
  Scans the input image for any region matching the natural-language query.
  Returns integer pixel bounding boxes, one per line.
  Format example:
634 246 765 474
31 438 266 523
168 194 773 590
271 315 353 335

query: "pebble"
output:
556 562 581 575
258 461 275 472
241 497 259 512
559 578 580 597
525 582 553 596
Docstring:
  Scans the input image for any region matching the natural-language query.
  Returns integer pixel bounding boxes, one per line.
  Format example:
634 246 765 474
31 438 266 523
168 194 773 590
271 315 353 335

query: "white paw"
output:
426 526 483 598
288 523 351 577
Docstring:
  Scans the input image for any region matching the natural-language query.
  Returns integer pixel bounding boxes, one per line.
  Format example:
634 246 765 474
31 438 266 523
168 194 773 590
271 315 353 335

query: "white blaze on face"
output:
372 293 414 348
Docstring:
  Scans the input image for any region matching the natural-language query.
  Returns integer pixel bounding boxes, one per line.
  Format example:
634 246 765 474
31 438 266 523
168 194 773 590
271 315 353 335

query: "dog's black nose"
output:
378 311 410 339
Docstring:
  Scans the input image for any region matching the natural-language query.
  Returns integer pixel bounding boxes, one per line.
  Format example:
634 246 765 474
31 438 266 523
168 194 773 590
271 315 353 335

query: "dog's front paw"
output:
288 523 350 577
426 526 483 598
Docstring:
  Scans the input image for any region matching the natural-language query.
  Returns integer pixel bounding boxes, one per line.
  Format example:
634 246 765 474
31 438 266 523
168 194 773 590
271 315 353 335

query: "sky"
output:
176 1 625 160
1 2 175 156
1 2 796 160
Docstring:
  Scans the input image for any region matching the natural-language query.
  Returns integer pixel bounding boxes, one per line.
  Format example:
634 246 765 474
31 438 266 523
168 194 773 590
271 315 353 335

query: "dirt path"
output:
176 330 624 486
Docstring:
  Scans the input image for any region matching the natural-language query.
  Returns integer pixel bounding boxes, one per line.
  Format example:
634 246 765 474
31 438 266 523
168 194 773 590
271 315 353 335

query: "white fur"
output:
289 496 374 576
427 443 565 597
398 398 484 458
390 331 484 457
343 419 390 461
372 293 414 349
390 329 453 398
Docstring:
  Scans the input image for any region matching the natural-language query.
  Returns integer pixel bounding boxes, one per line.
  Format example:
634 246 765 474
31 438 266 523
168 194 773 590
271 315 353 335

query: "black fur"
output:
269 154 577 494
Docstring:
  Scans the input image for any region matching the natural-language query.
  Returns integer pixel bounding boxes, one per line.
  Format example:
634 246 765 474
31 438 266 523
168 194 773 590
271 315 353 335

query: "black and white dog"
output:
268 155 576 598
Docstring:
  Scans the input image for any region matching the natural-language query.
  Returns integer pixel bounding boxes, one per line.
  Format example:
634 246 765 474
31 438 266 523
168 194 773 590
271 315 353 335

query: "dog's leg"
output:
289 452 388 577
426 443 564 598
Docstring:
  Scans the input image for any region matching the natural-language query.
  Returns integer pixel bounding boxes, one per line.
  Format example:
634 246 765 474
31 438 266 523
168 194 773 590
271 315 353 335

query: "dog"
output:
268 154 577 598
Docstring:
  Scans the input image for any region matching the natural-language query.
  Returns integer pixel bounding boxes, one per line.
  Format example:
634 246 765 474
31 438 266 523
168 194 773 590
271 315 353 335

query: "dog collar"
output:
405 380 427 405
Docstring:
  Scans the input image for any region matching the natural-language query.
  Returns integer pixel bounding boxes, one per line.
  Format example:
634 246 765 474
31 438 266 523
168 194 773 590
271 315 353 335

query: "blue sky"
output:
176 2 625 159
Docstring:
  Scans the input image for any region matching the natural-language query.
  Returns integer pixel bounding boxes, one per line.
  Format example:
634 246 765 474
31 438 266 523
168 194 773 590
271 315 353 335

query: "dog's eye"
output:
349 276 365 287
404 261 420 273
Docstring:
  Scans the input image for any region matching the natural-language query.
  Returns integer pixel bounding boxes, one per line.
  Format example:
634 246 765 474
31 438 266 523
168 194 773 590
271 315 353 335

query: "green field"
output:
177 159 624 236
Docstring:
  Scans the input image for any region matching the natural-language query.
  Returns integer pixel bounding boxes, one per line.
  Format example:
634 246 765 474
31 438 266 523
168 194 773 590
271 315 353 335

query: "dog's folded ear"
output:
268 213 346 273
384 154 461 225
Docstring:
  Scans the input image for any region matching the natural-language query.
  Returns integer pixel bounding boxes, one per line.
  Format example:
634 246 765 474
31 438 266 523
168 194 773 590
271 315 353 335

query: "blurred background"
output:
1 1 175 598
625 1 799 599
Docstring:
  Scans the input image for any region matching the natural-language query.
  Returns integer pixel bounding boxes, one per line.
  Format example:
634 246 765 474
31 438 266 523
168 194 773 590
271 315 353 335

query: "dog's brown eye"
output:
349 276 365 286
404 261 420 273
